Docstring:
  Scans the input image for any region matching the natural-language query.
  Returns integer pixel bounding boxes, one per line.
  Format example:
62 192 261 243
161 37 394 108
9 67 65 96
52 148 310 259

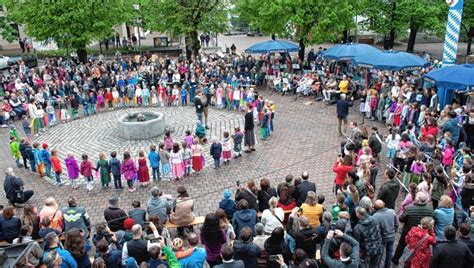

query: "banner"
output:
442 0 464 66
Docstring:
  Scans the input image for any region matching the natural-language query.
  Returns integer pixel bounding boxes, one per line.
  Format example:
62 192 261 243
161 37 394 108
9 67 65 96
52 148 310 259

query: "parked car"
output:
246 31 263 37
0 55 10 69
7 54 38 68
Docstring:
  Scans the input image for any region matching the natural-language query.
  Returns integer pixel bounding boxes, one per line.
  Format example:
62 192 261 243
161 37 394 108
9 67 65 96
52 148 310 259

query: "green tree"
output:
236 0 356 60
4 0 130 62
361 0 446 51
140 0 228 60
0 15 19 43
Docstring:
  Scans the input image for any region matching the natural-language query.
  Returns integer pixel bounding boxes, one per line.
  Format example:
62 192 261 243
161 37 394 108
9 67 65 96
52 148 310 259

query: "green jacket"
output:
10 141 20 160
162 246 180 268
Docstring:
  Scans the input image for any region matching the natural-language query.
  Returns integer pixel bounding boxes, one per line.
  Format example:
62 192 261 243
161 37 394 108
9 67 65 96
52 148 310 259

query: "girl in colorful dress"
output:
164 131 174 152
216 85 223 108
182 141 192 176
159 83 166 107
137 150 150 187
105 88 114 110
135 85 143 106
65 153 79 189
58 98 70 123
45 101 55 127
51 149 62 186
151 86 158 106
97 89 105 112
112 87 120 108
80 154 94 191
221 131 233 164
393 99 404 127
191 140 203 174
159 143 171 180
96 152 111 189
172 85 180 106
183 130 194 148
121 151 137 192
170 143 184 180
166 85 173 106
442 140 455 171
142 84 150 107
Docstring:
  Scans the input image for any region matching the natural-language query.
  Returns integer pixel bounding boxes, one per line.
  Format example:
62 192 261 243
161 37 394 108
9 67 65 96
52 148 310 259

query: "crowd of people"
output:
1 47 474 268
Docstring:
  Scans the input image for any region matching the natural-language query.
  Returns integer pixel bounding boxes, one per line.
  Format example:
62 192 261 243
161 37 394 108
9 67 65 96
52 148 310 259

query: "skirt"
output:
192 156 203 171
138 167 150 182
244 129 255 146
161 163 171 174
222 150 232 159
172 163 184 178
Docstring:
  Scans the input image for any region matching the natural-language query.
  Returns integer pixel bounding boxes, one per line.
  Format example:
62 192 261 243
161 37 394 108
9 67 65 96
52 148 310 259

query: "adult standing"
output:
353 207 383 268
372 200 398 268
443 111 461 146
294 171 316 206
194 90 205 125
244 104 255 152
4 167 34 205
103 196 127 232
336 94 352 136
430 226 474 268
377 169 400 210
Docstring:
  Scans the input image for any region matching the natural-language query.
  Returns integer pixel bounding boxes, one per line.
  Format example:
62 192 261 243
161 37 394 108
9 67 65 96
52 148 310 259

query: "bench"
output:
165 216 205 229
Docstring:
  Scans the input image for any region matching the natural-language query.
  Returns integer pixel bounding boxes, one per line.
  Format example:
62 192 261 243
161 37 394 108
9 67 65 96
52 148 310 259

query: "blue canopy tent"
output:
322 43 380 60
352 50 430 71
424 64 474 108
245 40 299 54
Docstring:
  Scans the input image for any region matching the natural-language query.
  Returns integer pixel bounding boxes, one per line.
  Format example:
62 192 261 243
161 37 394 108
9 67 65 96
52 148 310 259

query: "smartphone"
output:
269 255 279 261
145 222 150 225
236 180 240 187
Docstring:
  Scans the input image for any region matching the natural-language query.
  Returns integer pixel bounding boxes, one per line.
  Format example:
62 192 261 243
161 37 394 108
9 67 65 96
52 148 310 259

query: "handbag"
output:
400 233 429 264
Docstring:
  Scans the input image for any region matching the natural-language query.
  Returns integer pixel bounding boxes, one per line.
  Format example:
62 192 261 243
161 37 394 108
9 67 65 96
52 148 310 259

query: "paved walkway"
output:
0 89 390 230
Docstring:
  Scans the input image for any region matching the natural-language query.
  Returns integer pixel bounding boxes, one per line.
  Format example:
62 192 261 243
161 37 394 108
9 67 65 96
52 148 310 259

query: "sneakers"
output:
128 187 136 192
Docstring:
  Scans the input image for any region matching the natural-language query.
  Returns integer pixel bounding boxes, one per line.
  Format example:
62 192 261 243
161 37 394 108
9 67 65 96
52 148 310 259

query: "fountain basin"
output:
117 111 165 140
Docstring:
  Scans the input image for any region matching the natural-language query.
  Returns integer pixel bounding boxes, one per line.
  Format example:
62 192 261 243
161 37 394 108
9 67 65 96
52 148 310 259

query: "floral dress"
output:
405 227 436 268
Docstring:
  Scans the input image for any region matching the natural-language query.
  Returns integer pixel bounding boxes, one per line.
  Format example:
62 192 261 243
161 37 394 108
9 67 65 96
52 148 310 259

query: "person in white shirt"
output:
260 197 284 234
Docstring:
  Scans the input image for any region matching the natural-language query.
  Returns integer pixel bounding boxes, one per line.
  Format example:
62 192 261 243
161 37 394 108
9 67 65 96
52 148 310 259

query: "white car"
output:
0 55 10 69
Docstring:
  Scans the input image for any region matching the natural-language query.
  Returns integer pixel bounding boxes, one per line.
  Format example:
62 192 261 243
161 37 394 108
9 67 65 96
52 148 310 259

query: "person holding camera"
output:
322 229 359 267
4 167 34 205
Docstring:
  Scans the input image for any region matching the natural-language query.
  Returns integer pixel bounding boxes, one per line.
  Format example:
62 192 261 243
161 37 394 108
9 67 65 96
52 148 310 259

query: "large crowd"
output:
0 48 474 268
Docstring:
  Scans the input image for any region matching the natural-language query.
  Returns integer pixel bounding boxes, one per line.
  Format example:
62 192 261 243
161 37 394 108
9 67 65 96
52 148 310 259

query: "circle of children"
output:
2 50 474 268
3 53 280 192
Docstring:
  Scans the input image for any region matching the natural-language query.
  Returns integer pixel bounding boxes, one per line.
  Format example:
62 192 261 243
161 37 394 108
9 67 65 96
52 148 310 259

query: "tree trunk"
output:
343 30 349 43
407 27 418 53
467 26 474 56
383 34 391 50
77 46 87 63
298 37 305 61
190 30 200 59
185 34 193 60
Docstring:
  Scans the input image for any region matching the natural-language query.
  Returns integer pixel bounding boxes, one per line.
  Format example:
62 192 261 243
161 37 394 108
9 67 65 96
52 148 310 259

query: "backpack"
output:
360 217 382 257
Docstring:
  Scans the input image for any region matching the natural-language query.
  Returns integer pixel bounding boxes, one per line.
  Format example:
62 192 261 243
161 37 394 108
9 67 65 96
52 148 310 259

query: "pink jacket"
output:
442 147 454 165
121 159 137 180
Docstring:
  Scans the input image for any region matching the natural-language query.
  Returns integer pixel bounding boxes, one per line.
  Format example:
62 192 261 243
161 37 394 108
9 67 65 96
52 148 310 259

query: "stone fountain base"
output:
117 111 165 140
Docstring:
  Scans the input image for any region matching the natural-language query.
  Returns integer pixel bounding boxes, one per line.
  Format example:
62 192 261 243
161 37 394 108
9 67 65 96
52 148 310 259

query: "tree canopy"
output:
3 0 130 61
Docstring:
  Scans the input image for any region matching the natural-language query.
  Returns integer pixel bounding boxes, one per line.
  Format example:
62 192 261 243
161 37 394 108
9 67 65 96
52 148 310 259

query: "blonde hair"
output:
304 191 317 206
268 197 279 213
438 195 453 208
99 152 106 160
44 197 58 210
420 217 434 229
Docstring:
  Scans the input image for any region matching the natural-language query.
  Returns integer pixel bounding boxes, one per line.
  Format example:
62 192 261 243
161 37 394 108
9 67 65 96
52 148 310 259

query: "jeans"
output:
377 239 394 268
126 179 134 189
197 112 203 125
30 160 36 173
151 167 160 181
181 96 187 106
213 158 220 168
54 172 61 184
113 174 122 189
45 163 52 177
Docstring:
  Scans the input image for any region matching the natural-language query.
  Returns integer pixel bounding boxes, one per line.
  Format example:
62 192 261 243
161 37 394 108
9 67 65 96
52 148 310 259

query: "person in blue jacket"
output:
148 145 160 182
43 232 78 268
210 137 222 169
41 143 52 178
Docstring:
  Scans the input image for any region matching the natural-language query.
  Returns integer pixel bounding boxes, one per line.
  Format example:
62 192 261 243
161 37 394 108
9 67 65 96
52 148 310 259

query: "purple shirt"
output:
410 162 426 175
200 229 226 262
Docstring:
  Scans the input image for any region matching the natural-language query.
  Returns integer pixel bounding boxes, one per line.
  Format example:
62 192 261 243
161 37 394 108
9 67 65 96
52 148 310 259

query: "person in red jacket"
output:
420 118 438 142
50 149 62 186
333 155 353 194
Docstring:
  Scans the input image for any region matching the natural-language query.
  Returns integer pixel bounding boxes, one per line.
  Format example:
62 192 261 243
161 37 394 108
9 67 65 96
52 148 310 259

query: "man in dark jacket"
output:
368 127 382 158
3 167 34 205
336 93 353 136
353 207 382 268
430 226 474 268
392 192 434 265
288 216 317 258
376 169 400 209
459 223 474 253
194 90 205 125
232 199 257 236
18 138 29 169
62 196 91 236
295 171 316 206
443 111 461 145
233 227 260 267
104 196 127 232
24 142 36 173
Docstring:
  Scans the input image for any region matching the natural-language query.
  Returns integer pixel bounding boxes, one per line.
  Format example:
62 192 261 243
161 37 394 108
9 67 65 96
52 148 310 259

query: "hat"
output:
223 189 232 199
42 143 48 149
125 257 138 268
123 218 135 231
8 124 16 130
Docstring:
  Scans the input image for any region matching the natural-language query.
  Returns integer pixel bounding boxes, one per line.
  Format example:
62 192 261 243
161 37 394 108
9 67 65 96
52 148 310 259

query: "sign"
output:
442 0 464 66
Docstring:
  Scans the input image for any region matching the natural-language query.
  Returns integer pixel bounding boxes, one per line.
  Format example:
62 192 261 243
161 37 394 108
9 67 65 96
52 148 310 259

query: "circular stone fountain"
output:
117 111 165 140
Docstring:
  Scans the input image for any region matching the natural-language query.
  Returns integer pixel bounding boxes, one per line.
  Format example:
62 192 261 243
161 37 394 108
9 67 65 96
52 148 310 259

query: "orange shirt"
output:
51 156 62 173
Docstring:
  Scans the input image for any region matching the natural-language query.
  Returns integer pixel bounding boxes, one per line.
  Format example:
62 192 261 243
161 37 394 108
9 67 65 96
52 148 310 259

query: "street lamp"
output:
133 4 142 56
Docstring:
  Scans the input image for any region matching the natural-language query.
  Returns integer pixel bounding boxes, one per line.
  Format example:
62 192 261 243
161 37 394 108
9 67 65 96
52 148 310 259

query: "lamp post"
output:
133 4 142 56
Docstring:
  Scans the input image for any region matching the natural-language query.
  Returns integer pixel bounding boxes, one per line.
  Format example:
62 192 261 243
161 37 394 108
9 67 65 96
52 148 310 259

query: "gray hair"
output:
255 223 265 235
415 192 429 204
322 211 333 226
151 186 161 197
356 206 368 218
340 94 346 100
359 196 373 210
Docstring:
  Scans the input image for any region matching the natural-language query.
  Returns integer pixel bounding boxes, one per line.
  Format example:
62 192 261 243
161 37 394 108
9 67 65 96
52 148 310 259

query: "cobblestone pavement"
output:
0 89 390 232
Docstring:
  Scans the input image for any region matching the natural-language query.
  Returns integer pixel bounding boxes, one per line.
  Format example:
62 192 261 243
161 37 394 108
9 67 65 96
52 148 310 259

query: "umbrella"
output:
352 50 430 71
424 64 474 108
322 43 380 60
245 40 299 54
424 64 474 90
